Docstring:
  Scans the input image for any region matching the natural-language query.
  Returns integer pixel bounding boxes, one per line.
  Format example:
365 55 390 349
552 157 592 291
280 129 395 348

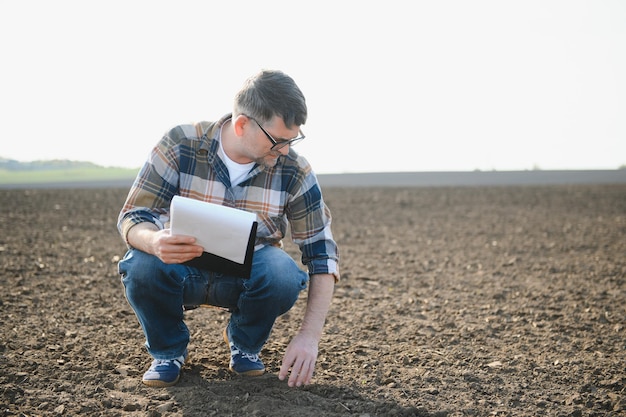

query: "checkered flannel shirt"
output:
117 114 339 280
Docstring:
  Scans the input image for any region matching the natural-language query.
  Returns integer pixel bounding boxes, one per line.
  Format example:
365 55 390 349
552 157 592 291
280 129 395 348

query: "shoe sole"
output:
223 328 265 377
142 376 180 388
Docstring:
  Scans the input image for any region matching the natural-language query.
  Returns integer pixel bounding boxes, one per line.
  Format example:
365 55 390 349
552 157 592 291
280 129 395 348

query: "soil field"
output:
1 185 625 417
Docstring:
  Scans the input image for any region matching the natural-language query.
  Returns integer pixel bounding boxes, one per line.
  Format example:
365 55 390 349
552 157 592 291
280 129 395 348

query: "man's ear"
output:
232 114 248 137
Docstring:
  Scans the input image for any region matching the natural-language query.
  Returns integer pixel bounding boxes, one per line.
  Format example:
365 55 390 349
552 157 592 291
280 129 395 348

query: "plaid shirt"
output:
118 114 339 279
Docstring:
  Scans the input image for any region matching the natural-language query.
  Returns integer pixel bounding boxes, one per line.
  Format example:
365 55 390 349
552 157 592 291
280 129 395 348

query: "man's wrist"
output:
127 222 159 254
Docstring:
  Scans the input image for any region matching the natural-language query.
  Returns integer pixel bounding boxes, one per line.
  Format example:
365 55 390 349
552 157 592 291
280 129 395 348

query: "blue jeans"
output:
118 245 308 360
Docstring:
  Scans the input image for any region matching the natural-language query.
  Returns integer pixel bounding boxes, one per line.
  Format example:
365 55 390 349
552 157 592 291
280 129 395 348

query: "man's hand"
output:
151 229 204 264
127 223 203 264
278 331 319 387
278 273 335 388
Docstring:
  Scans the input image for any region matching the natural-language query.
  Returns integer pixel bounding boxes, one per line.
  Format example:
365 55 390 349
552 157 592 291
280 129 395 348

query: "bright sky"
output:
1 1 624 174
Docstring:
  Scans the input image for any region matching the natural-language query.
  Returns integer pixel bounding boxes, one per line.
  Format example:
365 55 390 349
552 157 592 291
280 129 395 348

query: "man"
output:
117 70 339 388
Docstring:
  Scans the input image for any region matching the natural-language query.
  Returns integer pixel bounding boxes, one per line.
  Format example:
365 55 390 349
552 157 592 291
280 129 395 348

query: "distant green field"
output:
0 167 139 185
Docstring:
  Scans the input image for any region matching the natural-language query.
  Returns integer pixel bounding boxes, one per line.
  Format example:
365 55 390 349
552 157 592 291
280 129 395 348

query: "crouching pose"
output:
117 70 339 388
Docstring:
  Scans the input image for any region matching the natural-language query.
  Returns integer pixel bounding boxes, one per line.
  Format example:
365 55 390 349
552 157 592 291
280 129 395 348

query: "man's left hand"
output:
278 331 319 387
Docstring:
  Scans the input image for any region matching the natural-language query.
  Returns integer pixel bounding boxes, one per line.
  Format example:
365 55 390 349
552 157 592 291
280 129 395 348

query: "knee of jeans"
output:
267 267 308 301
119 250 167 289
278 271 308 313
247 247 308 298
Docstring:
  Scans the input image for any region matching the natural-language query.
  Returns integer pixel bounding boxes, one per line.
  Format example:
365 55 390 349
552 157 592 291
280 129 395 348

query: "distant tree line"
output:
0 158 101 171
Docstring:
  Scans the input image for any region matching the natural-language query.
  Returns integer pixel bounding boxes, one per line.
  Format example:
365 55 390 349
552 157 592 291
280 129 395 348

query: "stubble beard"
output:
256 153 281 169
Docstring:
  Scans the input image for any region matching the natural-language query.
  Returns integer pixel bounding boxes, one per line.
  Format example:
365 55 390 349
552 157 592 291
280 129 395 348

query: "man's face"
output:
244 116 303 168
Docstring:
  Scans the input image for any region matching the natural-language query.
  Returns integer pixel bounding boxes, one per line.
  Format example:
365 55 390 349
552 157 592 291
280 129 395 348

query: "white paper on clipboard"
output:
169 195 257 264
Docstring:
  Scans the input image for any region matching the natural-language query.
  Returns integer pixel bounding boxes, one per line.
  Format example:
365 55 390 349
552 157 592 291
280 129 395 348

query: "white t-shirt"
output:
218 136 255 187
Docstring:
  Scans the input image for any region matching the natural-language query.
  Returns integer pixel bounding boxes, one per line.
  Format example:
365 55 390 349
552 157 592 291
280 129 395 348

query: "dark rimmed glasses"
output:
244 115 305 151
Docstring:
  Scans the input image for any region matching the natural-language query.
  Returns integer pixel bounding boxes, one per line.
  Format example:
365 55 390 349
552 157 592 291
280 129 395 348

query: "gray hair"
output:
234 69 307 128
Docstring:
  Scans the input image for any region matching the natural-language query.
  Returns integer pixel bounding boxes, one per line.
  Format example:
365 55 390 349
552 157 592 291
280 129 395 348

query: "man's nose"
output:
278 145 290 155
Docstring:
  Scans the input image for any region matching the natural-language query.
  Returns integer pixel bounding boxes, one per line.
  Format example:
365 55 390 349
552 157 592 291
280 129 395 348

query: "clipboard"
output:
169 196 258 278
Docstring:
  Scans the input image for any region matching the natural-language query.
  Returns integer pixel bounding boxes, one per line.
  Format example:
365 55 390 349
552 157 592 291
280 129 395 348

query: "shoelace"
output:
229 343 260 362
151 356 184 369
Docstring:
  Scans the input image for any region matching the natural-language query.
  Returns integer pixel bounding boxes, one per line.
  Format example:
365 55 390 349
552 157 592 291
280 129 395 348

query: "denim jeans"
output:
118 245 309 360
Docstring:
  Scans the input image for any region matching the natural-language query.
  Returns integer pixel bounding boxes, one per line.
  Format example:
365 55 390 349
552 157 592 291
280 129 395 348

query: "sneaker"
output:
142 351 188 387
223 328 265 376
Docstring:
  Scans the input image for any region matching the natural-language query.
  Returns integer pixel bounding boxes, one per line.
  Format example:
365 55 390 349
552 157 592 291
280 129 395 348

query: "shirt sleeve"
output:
287 169 340 281
117 134 182 245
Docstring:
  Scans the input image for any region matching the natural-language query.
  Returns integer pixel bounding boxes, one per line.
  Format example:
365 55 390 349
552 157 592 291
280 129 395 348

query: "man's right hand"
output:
127 223 204 264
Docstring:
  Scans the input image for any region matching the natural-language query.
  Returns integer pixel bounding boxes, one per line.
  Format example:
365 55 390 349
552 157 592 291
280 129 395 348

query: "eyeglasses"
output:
245 115 305 151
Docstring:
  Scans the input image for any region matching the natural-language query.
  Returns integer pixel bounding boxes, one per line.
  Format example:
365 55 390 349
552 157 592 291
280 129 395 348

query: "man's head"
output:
233 69 307 128
226 70 307 169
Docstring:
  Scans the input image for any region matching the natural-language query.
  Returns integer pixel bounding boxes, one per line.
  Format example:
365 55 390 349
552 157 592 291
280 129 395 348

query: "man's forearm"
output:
126 222 159 255
299 273 335 339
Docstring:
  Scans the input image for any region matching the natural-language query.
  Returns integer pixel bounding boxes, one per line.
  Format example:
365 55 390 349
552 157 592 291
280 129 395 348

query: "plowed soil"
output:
1 184 625 417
